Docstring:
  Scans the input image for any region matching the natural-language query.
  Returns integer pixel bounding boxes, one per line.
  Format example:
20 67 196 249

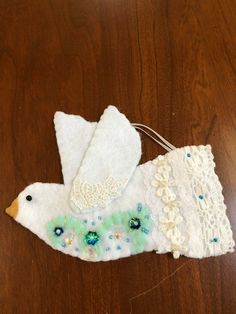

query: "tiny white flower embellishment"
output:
153 155 166 166
153 156 171 174
151 173 169 196
162 193 180 213
159 211 183 238
151 173 176 197
152 153 186 259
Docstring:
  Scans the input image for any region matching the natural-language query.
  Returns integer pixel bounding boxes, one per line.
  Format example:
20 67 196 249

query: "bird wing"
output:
54 111 97 185
69 105 141 214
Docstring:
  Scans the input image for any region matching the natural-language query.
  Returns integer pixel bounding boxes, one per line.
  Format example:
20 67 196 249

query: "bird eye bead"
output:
26 195 32 201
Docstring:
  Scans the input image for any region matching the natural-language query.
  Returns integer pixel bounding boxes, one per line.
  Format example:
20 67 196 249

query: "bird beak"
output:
5 198 19 219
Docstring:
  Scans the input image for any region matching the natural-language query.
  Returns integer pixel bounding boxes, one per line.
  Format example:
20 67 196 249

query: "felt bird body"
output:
5 106 234 261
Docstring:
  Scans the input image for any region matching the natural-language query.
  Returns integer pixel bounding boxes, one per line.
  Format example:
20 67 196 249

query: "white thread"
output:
133 126 172 152
132 123 176 151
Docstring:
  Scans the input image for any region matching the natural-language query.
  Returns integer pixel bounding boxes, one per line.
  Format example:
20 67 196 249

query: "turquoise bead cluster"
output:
46 203 153 258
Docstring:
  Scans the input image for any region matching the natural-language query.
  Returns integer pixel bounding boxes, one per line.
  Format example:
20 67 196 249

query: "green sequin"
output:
85 231 99 245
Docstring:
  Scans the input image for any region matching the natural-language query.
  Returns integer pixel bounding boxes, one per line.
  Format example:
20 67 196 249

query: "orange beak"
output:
5 198 19 219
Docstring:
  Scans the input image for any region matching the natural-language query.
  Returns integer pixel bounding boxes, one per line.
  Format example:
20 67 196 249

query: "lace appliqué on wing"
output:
151 156 186 258
70 175 128 211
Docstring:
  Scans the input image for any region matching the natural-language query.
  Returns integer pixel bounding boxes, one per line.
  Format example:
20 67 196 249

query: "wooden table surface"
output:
0 1 236 313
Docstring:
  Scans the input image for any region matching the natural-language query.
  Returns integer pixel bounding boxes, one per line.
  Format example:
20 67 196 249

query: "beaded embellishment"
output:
70 175 128 211
46 203 153 260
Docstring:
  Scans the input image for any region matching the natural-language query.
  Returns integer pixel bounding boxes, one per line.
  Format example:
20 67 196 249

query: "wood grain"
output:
0 1 236 313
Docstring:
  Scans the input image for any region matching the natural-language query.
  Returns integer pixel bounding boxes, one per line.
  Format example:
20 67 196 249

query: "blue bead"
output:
75 247 79 252
210 237 219 243
198 195 204 200
187 153 191 158
141 227 149 234
109 235 113 240
137 203 142 212
91 221 96 226
83 219 87 224
61 243 66 248
116 245 121 250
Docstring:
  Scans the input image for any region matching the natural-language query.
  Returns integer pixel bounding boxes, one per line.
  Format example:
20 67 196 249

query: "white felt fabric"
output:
69 106 141 213
54 111 97 185
16 183 71 245
14 147 234 261
53 108 234 259
9 106 234 262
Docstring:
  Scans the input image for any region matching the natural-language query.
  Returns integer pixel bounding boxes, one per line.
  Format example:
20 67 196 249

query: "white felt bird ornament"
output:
5 106 234 261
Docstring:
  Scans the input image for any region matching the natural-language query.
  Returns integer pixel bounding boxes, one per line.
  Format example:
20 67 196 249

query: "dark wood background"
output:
0 1 236 313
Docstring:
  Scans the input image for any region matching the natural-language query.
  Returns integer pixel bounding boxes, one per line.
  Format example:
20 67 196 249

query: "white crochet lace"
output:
143 145 235 258
180 145 235 256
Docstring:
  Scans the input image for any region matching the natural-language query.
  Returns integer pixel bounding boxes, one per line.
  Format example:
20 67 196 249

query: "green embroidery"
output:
46 203 153 258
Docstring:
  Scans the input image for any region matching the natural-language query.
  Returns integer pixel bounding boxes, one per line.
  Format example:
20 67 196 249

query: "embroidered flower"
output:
153 156 171 174
107 225 127 243
152 153 186 259
46 203 154 259
47 215 86 249
159 212 183 240
162 193 180 213
47 215 105 259
152 173 169 196
151 173 176 196
107 203 154 254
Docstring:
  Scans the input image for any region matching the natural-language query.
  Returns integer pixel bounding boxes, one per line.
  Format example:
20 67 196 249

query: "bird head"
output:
5 183 70 240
